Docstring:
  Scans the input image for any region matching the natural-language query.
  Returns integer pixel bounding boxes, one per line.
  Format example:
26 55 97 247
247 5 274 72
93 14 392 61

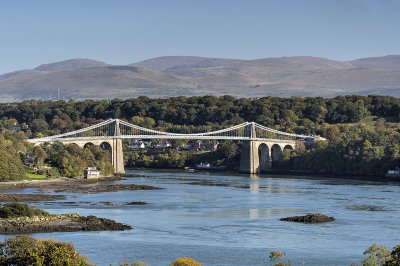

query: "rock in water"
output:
280 213 335 223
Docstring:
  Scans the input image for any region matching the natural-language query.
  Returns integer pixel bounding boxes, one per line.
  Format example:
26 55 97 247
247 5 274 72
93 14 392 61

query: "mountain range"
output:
1 55 400 102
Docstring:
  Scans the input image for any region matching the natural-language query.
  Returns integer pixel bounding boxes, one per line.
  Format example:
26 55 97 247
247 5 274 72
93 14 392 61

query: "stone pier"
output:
239 123 296 174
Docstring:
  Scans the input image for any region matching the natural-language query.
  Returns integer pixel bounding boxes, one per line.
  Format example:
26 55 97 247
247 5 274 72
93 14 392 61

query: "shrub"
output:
46 167 61 178
269 251 292 266
0 203 49 219
0 235 92 265
170 257 202 266
36 169 46 175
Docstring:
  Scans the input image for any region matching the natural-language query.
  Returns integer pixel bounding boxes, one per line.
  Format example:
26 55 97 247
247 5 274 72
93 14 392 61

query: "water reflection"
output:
178 208 307 219
249 175 259 194
249 208 259 219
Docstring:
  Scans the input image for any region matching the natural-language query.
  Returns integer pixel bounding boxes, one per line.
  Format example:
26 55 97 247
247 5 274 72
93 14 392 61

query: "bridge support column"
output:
239 122 260 174
112 139 125 174
239 140 260 174
111 119 124 174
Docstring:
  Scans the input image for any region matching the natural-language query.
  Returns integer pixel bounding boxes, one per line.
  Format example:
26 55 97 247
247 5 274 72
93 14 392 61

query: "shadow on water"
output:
176 208 308 219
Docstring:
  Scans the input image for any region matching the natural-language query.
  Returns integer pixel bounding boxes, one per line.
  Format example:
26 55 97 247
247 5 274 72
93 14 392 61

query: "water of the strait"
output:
6 170 400 265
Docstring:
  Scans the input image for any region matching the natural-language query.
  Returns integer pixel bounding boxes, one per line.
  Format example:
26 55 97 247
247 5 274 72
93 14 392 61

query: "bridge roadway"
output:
28 119 313 174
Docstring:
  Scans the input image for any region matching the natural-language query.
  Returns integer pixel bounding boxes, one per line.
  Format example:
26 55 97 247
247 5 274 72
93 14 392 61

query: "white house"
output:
84 167 101 179
127 139 147 149
156 140 171 148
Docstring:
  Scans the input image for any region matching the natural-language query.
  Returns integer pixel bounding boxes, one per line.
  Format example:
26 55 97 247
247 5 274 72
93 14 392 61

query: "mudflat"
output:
0 177 161 194
0 194 65 202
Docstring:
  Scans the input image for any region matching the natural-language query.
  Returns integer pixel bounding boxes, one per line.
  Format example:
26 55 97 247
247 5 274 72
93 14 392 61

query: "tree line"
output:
0 95 399 178
0 95 398 137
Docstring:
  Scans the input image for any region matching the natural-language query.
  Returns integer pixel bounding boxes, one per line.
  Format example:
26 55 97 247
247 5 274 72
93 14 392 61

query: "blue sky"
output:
0 0 399 74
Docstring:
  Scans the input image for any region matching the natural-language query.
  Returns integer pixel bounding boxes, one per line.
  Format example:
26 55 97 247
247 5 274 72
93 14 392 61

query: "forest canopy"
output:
0 95 399 178
0 95 398 137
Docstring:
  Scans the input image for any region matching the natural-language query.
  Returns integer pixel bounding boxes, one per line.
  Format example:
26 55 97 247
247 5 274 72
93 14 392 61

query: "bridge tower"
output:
239 122 260 174
112 119 125 174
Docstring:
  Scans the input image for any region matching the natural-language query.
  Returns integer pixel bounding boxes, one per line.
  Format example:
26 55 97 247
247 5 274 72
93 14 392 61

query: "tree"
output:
362 243 391 266
0 151 26 182
33 145 48 170
169 139 188 149
216 141 240 166
130 116 155 128
385 245 400 266
30 119 49 135
325 125 341 143
4 118 18 130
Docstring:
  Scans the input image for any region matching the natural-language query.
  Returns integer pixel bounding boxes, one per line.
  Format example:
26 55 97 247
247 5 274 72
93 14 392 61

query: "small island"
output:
0 203 132 234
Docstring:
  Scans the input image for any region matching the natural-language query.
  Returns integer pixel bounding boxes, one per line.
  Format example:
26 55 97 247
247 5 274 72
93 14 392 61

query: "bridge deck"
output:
29 135 297 143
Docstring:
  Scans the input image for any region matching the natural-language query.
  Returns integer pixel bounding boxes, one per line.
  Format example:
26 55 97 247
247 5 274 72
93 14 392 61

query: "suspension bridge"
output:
28 118 318 174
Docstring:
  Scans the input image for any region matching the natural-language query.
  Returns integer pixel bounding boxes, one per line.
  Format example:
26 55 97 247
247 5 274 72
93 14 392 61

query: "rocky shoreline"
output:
0 177 155 235
0 194 66 202
0 213 132 234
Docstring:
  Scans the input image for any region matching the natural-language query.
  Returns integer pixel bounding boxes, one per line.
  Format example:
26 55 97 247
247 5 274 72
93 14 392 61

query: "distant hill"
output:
34 58 108 72
350 55 400 70
0 69 48 81
130 56 243 71
1 55 400 101
0 65 197 101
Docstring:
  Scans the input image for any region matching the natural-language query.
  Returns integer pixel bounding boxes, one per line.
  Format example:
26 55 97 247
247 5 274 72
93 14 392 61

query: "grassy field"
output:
24 166 47 180
339 115 399 128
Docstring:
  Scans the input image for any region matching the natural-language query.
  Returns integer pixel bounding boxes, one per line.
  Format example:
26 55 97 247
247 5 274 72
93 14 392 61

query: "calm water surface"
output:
5 170 400 265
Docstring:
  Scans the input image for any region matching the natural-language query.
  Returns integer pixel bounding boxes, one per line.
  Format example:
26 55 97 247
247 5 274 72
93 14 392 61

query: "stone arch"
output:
283 144 294 150
100 141 113 161
271 144 282 162
83 142 94 149
258 143 270 172
68 143 81 148
100 141 112 152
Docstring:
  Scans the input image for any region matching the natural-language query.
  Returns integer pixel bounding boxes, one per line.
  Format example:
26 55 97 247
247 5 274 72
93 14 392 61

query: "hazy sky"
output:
1 0 399 74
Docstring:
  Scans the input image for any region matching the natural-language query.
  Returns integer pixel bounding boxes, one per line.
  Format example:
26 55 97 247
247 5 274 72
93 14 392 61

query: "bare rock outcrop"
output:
280 213 335 223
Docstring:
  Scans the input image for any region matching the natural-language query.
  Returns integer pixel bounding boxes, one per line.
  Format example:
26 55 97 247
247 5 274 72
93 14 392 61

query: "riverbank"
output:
0 176 161 194
0 213 132 234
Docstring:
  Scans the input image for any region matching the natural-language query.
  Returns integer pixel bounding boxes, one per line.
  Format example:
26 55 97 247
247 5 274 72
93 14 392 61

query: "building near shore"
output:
386 167 400 177
84 167 101 179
